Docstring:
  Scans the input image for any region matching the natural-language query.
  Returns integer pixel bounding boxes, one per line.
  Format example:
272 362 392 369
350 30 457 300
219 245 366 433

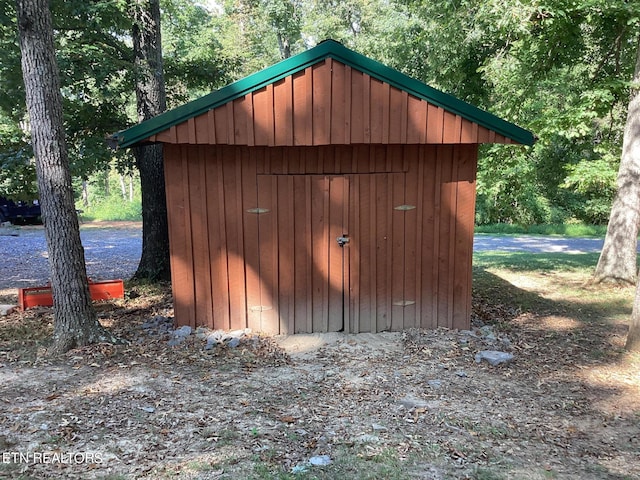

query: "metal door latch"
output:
336 234 350 247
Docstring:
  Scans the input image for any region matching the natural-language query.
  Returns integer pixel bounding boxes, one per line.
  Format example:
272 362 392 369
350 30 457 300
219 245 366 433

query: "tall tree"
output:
594 35 640 285
130 0 170 281
15 0 118 354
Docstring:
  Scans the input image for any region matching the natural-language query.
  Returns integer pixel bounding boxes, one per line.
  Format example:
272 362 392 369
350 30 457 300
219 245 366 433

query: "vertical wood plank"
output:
363 74 371 143
381 82 390 143
188 146 213 327
460 119 478 143
424 146 439 328
274 76 294 146
214 105 228 144
377 173 392 331
207 109 216 144
403 148 419 327
223 148 246 329
388 87 404 143
452 145 478 329
292 70 309 145
426 104 444 143
311 176 329 331
406 96 427 144
413 146 426 326
193 116 208 144
442 112 461 143
277 175 295 333
256 174 279 333
252 87 270 146
208 147 230 329
293 175 311 332
370 78 384 143
330 60 346 144
355 174 372 332
187 117 197 144
163 145 194 326
328 176 346 331
226 99 235 145
233 97 248 145
304 175 313 332
390 172 405 331
312 59 332 145
350 70 364 143
242 148 261 332
477 126 491 143
176 122 190 143
436 145 455 328
348 173 359 333
344 65 352 144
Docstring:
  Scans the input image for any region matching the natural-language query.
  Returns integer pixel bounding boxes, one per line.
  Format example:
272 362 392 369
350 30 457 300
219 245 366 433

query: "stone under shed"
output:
113 40 534 335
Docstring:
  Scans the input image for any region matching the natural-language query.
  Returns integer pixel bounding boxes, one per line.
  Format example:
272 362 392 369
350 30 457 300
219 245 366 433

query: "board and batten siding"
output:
163 143 477 333
146 58 512 147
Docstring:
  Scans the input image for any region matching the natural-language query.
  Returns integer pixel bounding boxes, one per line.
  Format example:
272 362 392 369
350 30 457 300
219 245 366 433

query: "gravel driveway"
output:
0 223 141 290
0 223 612 291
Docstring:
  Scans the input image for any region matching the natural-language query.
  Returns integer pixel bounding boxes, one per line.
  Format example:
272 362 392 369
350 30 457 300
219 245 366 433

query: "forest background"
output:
0 0 638 227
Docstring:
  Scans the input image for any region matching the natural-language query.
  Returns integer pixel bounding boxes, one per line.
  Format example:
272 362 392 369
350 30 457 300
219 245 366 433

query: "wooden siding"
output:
148 59 512 147
164 143 477 333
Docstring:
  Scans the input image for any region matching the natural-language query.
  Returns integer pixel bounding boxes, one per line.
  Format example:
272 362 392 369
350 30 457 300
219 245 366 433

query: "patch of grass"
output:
472 251 635 323
473 251 600 273
475 223 607 237
78 198 141 222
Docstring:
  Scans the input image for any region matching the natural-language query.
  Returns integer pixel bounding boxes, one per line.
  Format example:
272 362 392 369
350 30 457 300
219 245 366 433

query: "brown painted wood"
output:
274 77 293 146
452 145 478 328
163 140 486 335
223 149 246 329
370 78 384 143
403 147 419 327
207 147 230 330
389 87 404 144
310 176 329 331
427 105 444 143
242 148 261 332
312 60 331 145
293 175 312 332
277 175 296 333
422 146 442 328
331 60 346 144
163 145 193 326
408 94 427 144
390 172 405 331
214 104 228 144
350 70 364 143
188 147 213 326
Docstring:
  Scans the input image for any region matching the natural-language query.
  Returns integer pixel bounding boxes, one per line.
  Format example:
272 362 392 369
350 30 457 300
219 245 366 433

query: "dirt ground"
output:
1 279 639 478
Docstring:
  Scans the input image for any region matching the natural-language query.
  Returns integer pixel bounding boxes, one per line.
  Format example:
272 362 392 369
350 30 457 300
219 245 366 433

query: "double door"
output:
246 173 416 334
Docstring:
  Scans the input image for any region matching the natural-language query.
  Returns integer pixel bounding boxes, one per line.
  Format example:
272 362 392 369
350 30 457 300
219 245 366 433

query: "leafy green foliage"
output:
1 0 636 227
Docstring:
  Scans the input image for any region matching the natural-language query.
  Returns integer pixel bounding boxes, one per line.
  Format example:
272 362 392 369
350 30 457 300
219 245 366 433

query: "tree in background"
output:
130 0 170 281
15 0 119 354
594 36 640 285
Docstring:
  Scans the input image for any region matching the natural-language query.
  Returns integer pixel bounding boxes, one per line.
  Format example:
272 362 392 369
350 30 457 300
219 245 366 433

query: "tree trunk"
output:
626 276 640 351
593 35 640 285
119 174 127 199
16 0 119 354
131 0 170 281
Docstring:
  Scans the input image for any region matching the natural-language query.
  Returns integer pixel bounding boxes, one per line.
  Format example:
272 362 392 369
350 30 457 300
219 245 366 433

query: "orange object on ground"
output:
18 279 124 310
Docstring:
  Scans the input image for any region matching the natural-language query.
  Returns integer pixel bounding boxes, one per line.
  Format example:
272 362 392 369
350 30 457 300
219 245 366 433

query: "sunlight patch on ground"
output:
579 353 640 415
537 315 581 331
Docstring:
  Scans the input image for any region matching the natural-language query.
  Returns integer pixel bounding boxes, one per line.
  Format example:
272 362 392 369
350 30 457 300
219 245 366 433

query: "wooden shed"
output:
114 40 534 334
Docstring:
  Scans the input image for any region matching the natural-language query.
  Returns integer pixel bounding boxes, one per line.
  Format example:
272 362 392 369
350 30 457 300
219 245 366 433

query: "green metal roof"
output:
113 39 535 147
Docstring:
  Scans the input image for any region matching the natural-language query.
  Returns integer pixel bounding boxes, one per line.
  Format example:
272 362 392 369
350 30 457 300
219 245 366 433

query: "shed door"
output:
247 172 412 334
248 175 349 334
